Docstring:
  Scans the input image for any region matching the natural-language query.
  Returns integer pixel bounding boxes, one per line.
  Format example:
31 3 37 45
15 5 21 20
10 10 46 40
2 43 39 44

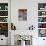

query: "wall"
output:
11 0 38 30
11 0 46 46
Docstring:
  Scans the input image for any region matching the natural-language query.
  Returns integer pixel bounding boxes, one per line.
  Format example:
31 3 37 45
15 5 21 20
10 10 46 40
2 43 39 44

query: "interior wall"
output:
11 0 38 30
11 0 46 46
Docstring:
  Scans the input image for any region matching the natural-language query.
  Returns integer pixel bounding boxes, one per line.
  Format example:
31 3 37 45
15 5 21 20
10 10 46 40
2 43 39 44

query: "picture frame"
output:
18 9 27 21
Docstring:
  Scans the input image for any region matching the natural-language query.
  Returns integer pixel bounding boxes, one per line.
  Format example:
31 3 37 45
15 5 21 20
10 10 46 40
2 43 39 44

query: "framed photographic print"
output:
38 3 46 10
18 9 27 21
0 11 8 16
38 29 46 37
0 17 8 22
0 23 8 37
